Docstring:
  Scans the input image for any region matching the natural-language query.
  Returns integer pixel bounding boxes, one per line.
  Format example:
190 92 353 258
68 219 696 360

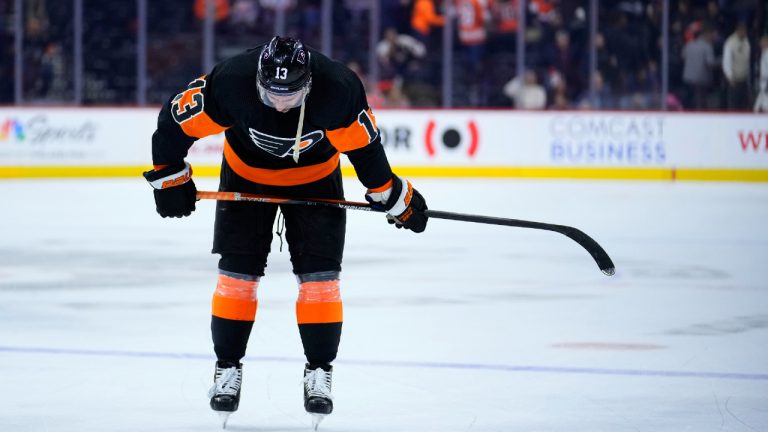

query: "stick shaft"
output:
196 190 376 211
196 191 615 276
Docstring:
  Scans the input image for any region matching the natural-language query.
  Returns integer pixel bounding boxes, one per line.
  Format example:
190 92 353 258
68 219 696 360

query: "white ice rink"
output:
1 177 767 432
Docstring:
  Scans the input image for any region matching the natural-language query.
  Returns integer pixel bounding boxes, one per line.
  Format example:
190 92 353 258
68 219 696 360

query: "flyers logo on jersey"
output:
248 128 324 158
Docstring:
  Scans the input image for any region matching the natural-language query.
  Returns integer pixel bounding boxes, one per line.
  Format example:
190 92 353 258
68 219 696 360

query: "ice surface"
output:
1 178 767 431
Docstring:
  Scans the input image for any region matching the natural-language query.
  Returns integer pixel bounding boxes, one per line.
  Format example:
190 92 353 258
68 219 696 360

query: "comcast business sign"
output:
548 115 667 165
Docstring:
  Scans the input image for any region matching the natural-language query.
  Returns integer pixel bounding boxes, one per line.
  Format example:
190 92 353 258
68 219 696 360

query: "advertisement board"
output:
1 108 766 181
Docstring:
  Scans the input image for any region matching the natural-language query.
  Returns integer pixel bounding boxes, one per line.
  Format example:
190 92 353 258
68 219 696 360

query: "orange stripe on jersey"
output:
223 140 340 186
326 108 378 152
296 280 343 324
367 178 393 193
212 274 258 321
179 110 227 139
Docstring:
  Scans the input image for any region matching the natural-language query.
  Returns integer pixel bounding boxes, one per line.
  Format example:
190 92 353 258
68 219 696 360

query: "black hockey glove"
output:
365 176 428 233
143 162 197 218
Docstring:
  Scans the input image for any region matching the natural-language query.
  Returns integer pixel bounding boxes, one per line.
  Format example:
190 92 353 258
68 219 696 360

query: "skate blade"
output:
217 412 231 429
311 413 327 431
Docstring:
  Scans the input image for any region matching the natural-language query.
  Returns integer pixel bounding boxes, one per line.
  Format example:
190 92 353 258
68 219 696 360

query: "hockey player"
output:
143 36 428 428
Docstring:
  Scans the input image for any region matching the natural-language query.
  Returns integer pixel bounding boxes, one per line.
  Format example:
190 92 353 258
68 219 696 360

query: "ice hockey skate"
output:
303 364 333 430
208 361 243 429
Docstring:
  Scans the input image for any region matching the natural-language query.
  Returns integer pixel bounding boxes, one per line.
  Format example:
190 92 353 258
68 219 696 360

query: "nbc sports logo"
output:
0 119 25 142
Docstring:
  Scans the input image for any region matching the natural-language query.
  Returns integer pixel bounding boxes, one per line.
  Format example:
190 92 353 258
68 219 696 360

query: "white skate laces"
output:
303 368 333 400
208 365 242 398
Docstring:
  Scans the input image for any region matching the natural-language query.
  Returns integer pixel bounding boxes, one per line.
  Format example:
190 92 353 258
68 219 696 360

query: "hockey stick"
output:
197 191 616 276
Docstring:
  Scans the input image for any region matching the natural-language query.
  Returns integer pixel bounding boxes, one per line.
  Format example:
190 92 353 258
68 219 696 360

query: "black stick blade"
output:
551 225 616 276
424 210 616 276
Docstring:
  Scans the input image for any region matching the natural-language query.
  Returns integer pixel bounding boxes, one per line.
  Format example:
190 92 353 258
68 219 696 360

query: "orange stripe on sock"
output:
212 274 258 321
213 295 258 321
296 280 342 324
296 301 343 324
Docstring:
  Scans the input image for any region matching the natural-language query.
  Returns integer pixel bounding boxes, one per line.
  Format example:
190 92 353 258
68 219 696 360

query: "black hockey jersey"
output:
151 43 393 190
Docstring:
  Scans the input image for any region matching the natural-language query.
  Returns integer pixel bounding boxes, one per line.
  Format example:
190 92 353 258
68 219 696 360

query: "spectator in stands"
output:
602 10 646 97
705 1 727 40
456 0 492 106
376 27 427 84
342 0 369 28
23 0 52 101
411 0 445 46
593 31 620 93
549 88 570 110
455 0 491 63
577 71 613 109
380 80 412 108
545 28 583 102
260 0 296 10
195 0 230 22
722 22 751 110
503 70 547 109
258 0 297 32
529 0 557 25
346 60 385 109
682 26 717 110
38 42 66 100
491 0 519 33
488 0 519 54
755 35 768 112
544 67 569 108
230 0 260 34
630 60 661 109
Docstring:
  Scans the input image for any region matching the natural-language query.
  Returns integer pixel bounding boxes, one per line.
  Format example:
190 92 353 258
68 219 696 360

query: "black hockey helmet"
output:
257 36 312 108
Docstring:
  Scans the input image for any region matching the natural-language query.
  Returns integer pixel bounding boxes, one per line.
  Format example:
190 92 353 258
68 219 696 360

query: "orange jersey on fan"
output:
492 0 519 33
411 0 445 36
530 0 554 17
456 0 490 46
194 0 230 21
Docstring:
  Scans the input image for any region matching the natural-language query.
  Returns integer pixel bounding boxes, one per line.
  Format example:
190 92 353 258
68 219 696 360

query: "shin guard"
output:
296 271 343 366
211 271 260 362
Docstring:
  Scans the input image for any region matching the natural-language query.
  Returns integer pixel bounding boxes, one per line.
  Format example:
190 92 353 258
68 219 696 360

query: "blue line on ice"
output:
2 345 766 381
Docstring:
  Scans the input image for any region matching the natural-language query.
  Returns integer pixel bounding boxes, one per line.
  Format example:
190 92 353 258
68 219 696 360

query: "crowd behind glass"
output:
1 0 766 111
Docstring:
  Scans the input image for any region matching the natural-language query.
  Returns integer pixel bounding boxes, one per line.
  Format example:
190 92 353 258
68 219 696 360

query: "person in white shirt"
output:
722 22 751 110
503 70 547 110
754 35 768 112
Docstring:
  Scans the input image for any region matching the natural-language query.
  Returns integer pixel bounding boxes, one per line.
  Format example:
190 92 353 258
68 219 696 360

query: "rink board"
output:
0 108 766 181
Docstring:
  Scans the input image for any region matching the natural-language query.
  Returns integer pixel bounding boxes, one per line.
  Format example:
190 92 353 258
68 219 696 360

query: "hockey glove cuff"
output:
143 162 197 218
365 176 428 233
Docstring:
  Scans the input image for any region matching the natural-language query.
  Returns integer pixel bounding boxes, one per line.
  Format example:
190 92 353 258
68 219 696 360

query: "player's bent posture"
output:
143 36 428 428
